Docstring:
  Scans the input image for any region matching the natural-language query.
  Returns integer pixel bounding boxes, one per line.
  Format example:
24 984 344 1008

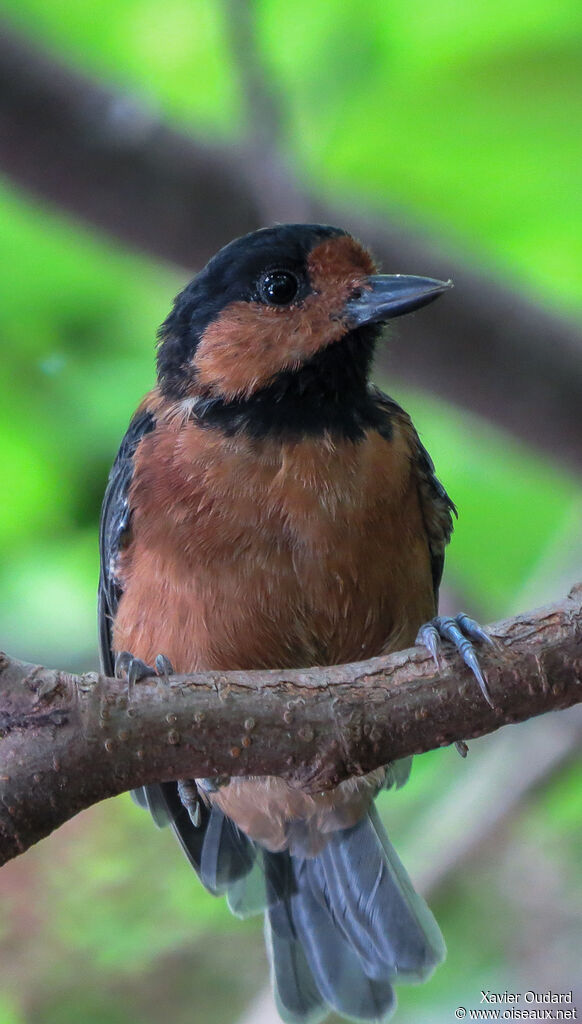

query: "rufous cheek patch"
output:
307 235 377 296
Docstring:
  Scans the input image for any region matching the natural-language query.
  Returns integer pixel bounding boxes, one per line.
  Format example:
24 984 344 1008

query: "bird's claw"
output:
155 653 174 684
114 651 132 679
416 622 443 668
455 612 494 649
417 613 495 708
115 651 153 686
114 650 174 690
177 778 202 827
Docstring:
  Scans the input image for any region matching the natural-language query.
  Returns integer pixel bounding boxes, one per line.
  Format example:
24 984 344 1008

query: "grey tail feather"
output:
264 808 445 1023
199 803 256 895
288 865 396 1022
131 785 173 829
265 914 326 1024
311 805 445 982
133 787 444 1022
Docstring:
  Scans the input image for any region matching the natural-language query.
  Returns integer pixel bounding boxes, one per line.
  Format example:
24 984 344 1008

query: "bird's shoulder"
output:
369 385 456 597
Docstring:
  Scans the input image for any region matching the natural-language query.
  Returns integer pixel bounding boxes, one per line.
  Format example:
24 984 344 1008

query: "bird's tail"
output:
262 805 444 1024
133 784 444 1023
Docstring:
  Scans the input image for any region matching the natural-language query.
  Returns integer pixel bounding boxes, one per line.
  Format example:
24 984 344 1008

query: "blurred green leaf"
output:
0 997 25 1024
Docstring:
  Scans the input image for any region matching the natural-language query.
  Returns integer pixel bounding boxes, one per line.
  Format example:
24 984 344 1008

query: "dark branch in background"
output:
219 0 309 224
0 23 581 470
0 24 263 258
1 585 581 868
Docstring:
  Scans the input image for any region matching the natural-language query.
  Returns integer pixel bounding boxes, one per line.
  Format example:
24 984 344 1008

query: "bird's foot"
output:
114 651 174 690
417 613 495 708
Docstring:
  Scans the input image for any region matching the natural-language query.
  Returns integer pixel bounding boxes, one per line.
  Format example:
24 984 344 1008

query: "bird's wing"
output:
98 406 156 677
370 386 456 603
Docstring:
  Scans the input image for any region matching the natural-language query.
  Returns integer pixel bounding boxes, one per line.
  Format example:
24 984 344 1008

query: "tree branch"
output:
219 0 310 224
1 586 581 867
1 24 581 470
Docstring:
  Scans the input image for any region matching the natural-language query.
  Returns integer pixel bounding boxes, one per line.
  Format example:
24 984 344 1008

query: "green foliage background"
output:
0 2 581 1022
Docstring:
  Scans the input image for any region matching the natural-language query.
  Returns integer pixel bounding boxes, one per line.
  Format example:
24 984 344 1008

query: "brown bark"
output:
1 24 581 470
1 585 581 867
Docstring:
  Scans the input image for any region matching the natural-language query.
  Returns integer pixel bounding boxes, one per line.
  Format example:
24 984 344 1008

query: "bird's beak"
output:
344 275 453 327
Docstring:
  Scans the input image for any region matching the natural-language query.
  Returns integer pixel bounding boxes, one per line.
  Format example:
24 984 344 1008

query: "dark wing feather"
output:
414 437 457 598
98 406 156 677
370 385 456 604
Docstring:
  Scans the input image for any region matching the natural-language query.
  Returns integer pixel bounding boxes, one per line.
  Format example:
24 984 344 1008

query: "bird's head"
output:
157 224 450 437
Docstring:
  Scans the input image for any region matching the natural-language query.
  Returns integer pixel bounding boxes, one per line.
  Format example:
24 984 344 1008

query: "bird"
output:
98 223 491 1023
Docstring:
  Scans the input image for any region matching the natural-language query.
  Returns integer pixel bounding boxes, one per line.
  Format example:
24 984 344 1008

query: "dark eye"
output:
258 270 299 306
